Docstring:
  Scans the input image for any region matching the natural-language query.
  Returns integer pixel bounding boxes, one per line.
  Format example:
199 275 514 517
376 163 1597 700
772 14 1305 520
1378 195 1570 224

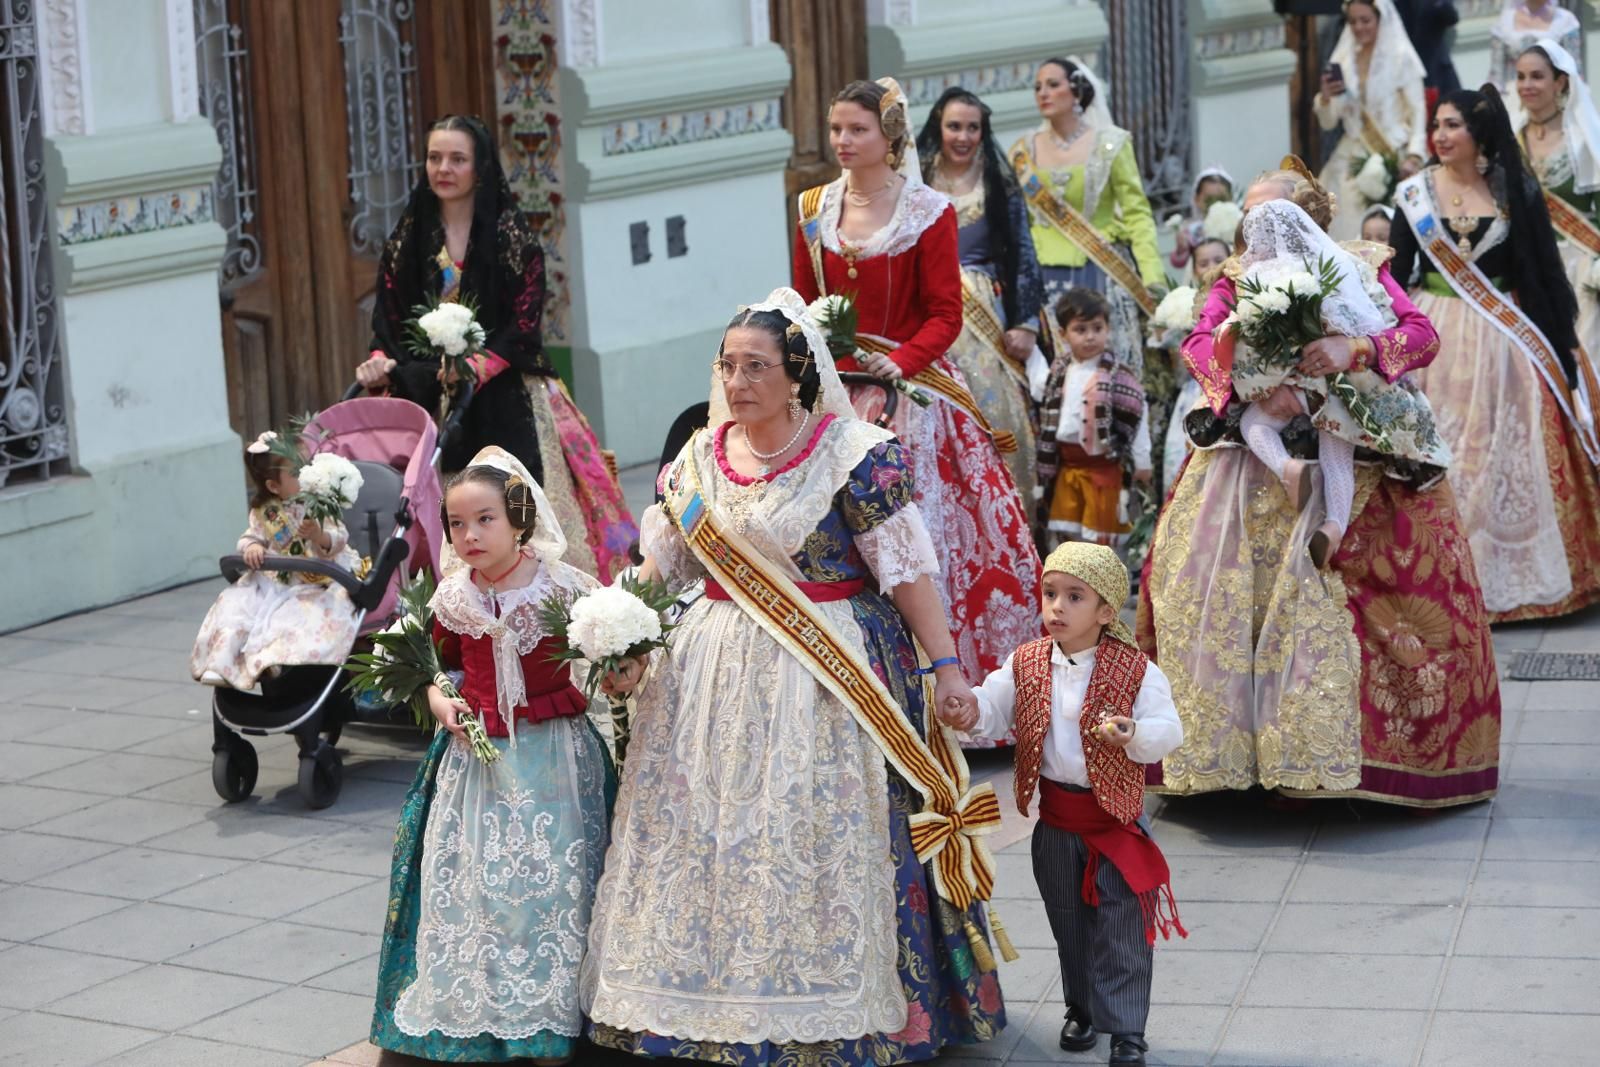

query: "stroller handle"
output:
837 372 900 427
341 374 477 457
220 555 366 596
220 528 410 611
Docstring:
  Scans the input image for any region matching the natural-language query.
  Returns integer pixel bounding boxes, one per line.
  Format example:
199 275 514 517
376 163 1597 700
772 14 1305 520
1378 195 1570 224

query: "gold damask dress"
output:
1136 250 1501 808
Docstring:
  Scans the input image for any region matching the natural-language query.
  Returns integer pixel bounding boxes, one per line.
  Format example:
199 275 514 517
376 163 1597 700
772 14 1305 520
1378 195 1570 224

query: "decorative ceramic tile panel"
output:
904 61 1039 106
56 186 215 246
600 98 782 156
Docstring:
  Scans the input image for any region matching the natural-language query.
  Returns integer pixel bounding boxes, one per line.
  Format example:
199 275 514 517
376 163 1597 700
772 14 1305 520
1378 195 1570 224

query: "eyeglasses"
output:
710 358 778 383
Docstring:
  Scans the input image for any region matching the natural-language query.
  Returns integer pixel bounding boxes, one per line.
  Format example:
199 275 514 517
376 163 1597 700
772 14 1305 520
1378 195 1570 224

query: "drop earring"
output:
1072 100 1084 116
1475 152 1490 176
788 383 803 421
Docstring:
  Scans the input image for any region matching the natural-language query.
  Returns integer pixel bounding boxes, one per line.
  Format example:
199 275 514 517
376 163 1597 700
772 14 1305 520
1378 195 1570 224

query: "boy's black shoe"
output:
1109 1033 1149 1065
1059 1006 1098 1051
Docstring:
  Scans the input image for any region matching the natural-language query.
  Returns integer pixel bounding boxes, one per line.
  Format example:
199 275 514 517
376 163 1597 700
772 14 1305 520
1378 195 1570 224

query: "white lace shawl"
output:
430 559 597 740
1240 198 1387 337
1319 0 1428 159
641 418 938 594
817 178 952 261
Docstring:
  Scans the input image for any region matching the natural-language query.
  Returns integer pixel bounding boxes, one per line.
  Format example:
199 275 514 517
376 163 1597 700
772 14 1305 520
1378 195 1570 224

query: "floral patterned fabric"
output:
582 421 1005 1062
189 502 362 688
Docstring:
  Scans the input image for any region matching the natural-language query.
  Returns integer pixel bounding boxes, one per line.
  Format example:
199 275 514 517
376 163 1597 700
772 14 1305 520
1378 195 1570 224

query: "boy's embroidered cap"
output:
1042 542 1135 646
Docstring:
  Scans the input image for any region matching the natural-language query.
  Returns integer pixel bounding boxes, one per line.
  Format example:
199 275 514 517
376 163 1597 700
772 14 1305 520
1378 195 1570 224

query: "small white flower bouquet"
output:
1583 256 1600 299
1201 199 1244 244
540 576 678 763
806 293 933 408
1352 152 1399 209
294 451 364 525
404 297 487 382
1147 285 1199 351
1222 255 1343 374
345 572 499 764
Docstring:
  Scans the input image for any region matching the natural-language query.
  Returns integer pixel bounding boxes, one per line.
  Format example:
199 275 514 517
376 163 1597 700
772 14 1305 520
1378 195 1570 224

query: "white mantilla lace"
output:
818 177 952 261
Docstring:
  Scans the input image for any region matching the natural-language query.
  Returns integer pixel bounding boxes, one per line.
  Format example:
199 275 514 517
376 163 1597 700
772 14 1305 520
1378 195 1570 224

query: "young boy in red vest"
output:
939 542 1185 1067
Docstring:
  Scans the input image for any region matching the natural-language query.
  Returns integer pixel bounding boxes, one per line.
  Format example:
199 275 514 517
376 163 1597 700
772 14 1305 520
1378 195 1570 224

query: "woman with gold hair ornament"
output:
583 288 1009 1065
791 76 1041 685
1136 157 1503 810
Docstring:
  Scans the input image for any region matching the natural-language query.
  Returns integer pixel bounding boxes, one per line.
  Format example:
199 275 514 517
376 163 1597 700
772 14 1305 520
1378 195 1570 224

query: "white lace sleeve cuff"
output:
854 504 939 593
640 504 703 590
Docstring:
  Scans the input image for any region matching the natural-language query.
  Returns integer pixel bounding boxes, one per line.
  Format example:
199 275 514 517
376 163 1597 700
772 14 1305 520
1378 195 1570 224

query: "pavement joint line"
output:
1411 804 1497 1067
1203 813 1323 1067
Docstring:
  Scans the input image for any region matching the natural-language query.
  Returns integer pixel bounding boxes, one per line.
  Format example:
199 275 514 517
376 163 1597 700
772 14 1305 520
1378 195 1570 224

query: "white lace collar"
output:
819 178 951 260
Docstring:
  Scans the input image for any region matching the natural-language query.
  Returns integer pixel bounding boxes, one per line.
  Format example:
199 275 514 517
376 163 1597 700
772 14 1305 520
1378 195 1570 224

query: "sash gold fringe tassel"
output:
963 918 997 972
988 902 1020 962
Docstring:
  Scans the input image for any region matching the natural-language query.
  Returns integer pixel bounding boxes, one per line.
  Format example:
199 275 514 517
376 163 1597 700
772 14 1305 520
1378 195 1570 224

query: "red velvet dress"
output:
794 179 1041 688
434 620 586 736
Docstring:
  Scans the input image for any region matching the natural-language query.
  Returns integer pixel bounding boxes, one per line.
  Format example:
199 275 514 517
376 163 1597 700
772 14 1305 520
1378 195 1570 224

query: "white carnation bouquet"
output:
1219 255 1343 390
1201 199 1244 244
1352 151 1398 209
404 297 487 383
1147 284 1199 350
540 576 677 763
294 451 364 525
805 293 932 407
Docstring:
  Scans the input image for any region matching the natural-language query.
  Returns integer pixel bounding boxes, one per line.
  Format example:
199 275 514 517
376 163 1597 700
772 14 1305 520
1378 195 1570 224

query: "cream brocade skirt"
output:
1407 292 1573 613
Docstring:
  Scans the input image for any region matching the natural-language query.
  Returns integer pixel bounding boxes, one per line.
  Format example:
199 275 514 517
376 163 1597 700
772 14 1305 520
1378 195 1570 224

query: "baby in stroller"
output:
191 433 364 689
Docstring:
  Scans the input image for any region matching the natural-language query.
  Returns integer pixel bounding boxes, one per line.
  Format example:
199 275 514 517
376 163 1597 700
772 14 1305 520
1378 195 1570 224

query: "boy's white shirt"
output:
969 643 1184 788
1054 358 1153 470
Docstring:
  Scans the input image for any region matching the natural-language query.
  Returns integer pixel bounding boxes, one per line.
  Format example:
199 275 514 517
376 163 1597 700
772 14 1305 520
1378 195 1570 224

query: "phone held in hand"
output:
1325 61 1344 86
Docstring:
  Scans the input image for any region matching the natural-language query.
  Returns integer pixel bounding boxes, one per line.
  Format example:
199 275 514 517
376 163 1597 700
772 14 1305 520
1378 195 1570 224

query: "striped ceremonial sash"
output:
1545 189 1600 257
857 333 1019 453
960 269 1029 389
1396 173 1600 466
1010 141 1158 316
798 184 828 295
662 439 1003 911
1358 108 1396 160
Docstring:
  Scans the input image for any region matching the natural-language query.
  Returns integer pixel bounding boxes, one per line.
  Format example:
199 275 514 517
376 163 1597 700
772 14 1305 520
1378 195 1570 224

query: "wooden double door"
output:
199 0 495 438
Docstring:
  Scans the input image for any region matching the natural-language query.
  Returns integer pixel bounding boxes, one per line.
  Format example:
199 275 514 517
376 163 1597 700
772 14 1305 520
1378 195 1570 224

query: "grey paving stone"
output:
97 619 210 653
1483 817 1600 861
28 712 191 754
1150 949 1254 1006
260 823 397 878
1242 951 1442 1010
32 847 244 901
123 723 218 761
24 751 197 797
96 1034 306 1067
1494 679 1533 715
0 1010 155 1065
1165 856 1299 903
1420 1010 1600 1066
1489 779 1600 819
1215 1006 1427 1066
1519 681 1600 712
51 963 280 1031
0 742 94 784
155 861 371 920
0 885 128 942
1 832 119 884
133 767 246 807
1265 903 1459 956
1150 804 1319 856
20 676 182 713
35 901 260 962
1130 1004 1227 1065
1455 905 1600 959
1535 624 1600 653
0 636 63 669
17 610 149 644
1160 901 1278 953
988 896 1054 950
1468 859 1600 908
290 878 391 937
1506 743 1600 781
19 644 156 680
1438 956 1600 1014
342 755 424 785
301 952 380 998
0 706 104 743
981 945 1060 1005
992 850 1036 899
1309 811 1489 859
28 795 211 846
1517 709 1600 746
0 945 146 1011
172 920 380 984
1288 856 1475 906
0 784 105 831
0 669 79 706
1490 626 1543 652
138 810 330 860
103 687 210 721
181 984 375 1057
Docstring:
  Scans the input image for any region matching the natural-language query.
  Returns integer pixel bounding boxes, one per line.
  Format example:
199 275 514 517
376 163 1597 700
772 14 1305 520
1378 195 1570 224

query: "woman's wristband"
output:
918 656 961 675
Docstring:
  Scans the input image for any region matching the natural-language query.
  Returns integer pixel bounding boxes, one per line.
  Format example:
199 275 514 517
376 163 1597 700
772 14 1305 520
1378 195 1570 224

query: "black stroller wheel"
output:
298 740 343 809
211 741 258 803
323 720 343 747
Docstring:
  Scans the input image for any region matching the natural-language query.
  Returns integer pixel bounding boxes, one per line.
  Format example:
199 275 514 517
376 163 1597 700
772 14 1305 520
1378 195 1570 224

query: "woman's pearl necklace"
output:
1049 122 1088 152
742 414 811 476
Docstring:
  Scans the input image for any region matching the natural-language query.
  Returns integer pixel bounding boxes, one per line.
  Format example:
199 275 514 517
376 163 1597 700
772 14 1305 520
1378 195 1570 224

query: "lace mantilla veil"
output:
1328 0 1426 113
1239 199 1387 337
1517 36 1600 194
707 287 861 426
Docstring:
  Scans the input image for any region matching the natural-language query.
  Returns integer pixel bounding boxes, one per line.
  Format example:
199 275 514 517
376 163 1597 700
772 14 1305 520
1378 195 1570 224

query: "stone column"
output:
1187 2 1299 188
1 0 235 631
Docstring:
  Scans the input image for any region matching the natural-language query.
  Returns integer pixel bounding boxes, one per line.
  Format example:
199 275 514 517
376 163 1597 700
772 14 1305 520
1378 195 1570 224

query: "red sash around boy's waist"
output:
1039 779 1187 945
703 577 865 602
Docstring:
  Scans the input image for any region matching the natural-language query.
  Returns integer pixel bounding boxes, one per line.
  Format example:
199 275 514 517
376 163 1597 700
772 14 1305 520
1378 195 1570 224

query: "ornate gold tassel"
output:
963 918 998 972
988 903 1020 962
